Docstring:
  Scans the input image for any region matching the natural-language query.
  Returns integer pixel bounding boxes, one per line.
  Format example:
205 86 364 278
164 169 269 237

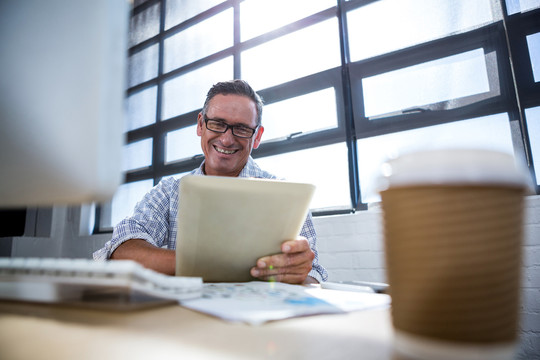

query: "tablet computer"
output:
175 175 315 282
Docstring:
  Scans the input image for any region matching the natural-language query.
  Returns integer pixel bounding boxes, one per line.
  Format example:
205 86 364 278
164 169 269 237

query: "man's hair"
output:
202 79 264 125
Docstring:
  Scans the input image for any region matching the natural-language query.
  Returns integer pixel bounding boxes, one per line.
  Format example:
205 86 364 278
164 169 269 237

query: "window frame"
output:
95 0 540 233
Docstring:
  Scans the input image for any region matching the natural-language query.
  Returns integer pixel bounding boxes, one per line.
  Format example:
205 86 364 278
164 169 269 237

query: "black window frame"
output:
94 0 540 233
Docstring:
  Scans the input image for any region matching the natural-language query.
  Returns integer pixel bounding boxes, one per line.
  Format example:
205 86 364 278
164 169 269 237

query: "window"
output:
360 49 492 119
96 0 539 232
163 9 233 72
99 179 154 229
257 143 350 210
261 88 338 141
123 138 153 172
357 113 516 203
241 18 341 90
347 0 539 207
527 32 540 82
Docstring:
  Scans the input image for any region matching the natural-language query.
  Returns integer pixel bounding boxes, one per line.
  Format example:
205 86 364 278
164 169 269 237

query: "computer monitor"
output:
0 0 128 209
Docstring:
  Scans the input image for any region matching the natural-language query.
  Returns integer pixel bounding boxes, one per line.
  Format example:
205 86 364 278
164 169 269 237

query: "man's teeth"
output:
215 146 236 154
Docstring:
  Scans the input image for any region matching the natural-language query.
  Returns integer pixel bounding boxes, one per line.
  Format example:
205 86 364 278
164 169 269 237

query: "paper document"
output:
181 281 390 325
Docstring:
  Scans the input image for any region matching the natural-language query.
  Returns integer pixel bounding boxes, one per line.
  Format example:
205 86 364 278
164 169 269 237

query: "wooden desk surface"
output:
0 301 401 360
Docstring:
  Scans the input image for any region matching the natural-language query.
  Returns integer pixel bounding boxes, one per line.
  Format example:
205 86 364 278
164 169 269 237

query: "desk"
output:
0 301 402 360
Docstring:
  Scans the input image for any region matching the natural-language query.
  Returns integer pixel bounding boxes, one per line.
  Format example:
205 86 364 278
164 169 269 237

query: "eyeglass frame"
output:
203 115 259 139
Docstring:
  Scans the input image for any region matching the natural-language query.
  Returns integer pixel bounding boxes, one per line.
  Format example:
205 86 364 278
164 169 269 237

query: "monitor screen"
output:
0 0 128 207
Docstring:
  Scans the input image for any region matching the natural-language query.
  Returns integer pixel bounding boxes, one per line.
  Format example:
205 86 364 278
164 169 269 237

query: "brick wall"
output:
313 195 540 359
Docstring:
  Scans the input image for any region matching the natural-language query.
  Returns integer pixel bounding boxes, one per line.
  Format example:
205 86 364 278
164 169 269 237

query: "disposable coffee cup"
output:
379 149 530 360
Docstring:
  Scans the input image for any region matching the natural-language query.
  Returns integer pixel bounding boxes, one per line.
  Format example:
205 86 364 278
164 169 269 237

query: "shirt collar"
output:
192 156 260 178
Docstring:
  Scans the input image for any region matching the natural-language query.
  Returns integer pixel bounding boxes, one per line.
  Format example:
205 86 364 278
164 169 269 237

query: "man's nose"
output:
218 127 236 144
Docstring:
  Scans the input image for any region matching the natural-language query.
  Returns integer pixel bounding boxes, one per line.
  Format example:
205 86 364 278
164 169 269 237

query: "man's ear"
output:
196 113 203 136
252 126 264 149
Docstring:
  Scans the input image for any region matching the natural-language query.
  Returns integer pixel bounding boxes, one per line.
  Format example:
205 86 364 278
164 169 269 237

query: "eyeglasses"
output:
204 116 258 138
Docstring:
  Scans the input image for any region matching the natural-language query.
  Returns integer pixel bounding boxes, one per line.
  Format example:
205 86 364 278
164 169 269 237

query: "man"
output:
94 80 327 284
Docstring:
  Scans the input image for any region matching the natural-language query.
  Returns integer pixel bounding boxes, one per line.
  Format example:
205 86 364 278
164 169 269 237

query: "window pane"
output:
129 2 160 47
348 0 498 62
109 180 154 228
165 0 226 30
164 9 233 73
357 114 515 203
128 44 159 87
256 143 350 209
126 86 157 131
240 0 335 41
527 32 540 82
166 125 202 163
242 18 340 90
362 49 490 118
262 88 338 142
123 138 153 172
161 57 233 120
525 106 540 185
505 0 540 14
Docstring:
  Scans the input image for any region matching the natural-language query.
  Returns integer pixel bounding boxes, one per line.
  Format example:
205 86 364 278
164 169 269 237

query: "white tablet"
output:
175 175 315 282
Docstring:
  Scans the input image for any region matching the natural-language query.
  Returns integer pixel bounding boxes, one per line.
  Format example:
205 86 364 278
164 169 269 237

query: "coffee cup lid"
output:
379 149 532 191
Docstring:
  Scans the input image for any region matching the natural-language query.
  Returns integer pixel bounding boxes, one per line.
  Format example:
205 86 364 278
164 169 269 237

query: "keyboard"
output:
0 257 202 310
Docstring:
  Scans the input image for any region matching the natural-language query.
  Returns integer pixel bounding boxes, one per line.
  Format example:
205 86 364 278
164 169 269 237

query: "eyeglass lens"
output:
205 119 255 138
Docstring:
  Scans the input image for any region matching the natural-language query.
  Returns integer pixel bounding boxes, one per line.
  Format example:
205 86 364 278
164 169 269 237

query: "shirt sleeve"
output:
300 211 328 283
93 178 177 260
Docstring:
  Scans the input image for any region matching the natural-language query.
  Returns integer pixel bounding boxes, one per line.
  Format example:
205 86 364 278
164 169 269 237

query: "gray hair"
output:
202 79 264 125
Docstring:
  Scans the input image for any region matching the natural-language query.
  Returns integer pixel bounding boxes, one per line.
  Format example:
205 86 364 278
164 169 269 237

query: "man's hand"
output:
250 237 318 284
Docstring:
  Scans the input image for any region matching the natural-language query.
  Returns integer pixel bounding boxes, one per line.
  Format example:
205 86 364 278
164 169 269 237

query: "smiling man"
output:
93 80 328 284
197 89 263 177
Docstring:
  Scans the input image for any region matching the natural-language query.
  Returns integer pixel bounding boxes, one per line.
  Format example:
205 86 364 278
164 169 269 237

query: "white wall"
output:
314 195 540 359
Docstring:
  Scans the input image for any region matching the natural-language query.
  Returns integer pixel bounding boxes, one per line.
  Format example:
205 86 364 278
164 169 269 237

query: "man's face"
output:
197 93 264 177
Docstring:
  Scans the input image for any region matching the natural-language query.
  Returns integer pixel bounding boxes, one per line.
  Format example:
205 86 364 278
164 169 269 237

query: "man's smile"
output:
214 145 238 155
